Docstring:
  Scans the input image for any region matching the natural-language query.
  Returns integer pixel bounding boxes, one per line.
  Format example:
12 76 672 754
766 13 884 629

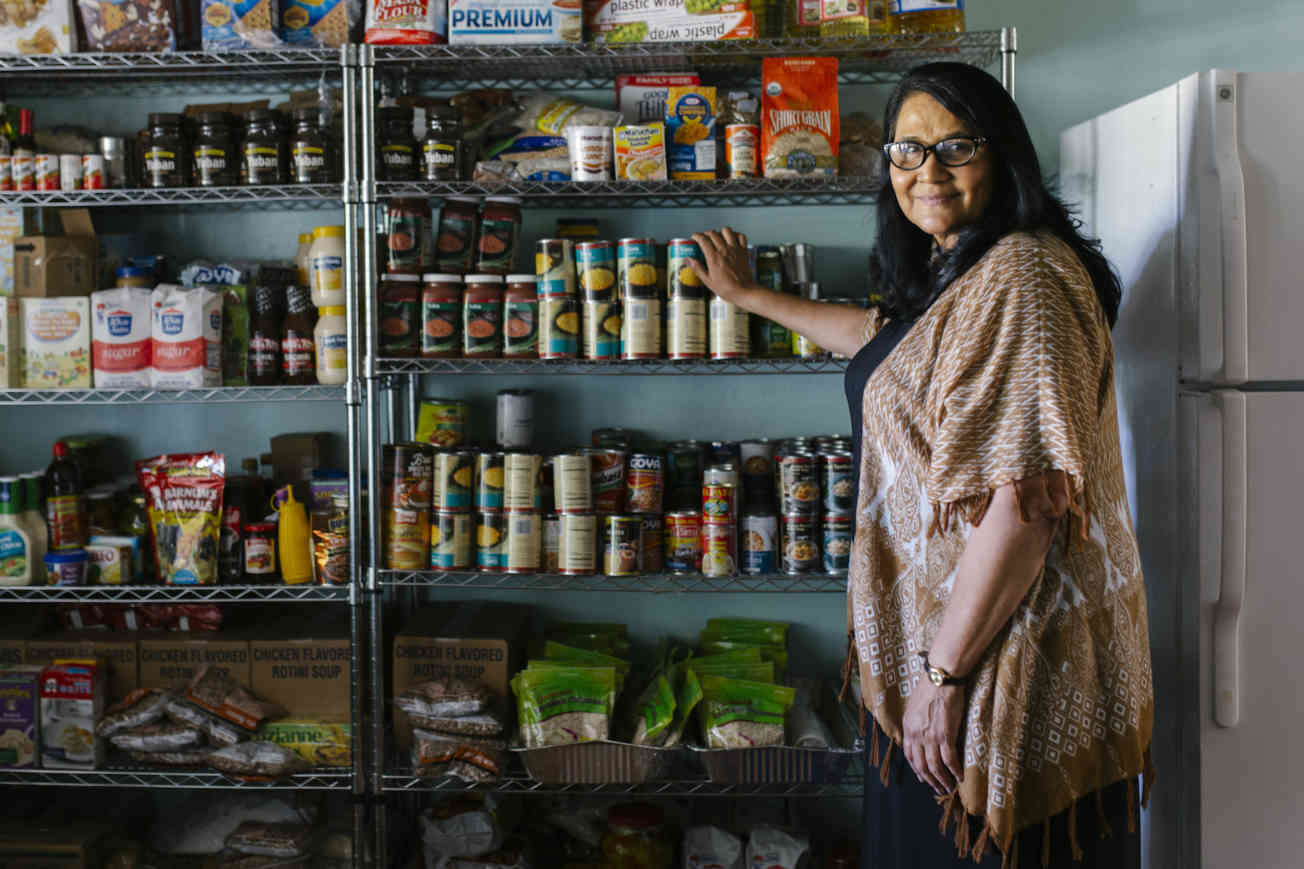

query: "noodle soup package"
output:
761 57 839 178
135 452 226 586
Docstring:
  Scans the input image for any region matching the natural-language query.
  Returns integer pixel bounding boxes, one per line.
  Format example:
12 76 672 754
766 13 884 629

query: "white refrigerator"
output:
1060 69 1304 869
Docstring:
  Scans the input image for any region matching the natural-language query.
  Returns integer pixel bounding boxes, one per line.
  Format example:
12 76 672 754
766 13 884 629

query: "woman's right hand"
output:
690 227 758 307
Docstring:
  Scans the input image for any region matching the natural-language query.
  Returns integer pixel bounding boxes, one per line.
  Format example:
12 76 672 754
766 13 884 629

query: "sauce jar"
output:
144 112 188 188
192 111 237 187
503 275 539 358
463 275 504 358
242 522 279 582
422 102 464 181
601 804 672 869
248 284 284 386
475 196 522 275
243 108 289 186
281 285 317 385
378 106 418 182
435 195 479 275
387 198 430 272
379 273 422 358
291 107 332 184
421 274 463 359
115 266 154 289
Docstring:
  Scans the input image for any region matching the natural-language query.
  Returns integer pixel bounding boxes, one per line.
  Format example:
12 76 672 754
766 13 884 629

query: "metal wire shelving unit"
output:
382 770 864 797
0 584 350 603
0 766 353 790
0 185 343 210
0 385 348 405
381 569 846 593
376 355 849 375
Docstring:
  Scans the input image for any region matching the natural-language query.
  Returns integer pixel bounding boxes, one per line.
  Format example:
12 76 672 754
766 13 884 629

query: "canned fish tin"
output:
475 511 507 571
582 299 621 359
664 510 701 573
593 428 634 450
702 482 737 524
540 294 580 358
416 398 468 448
667 295 707 359
667 238 706 298
709 296 750 358
536 238 576 296
496 388 534 449
506 512 542 572
474 452 505 511
575 240 616 300
821 451 855 515
621 296 662 358
640 515 664 573
543 514 561 572
601 515 643 576
742 512 778 575
626 452 664 514
430 511 473 569
823 514 852 574
434 449 475 512
559 512 597 574
503 452 543 512
781 513 819 574
701 521 737 577
777 452 819 515
617 237 658 298
552 453 593 513
586 448 627 514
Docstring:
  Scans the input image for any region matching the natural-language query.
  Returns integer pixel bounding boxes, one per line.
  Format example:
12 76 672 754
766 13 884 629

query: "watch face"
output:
929 669 944 687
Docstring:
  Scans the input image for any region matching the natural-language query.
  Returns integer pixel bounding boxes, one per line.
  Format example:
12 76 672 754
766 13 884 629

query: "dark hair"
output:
872 62 1122 327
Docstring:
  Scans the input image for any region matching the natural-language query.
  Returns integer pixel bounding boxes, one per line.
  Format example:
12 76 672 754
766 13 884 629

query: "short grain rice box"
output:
20 297 91 389
450 0 582 43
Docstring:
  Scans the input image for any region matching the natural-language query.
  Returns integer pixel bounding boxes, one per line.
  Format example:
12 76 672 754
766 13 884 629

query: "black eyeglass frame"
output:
882 135 989 170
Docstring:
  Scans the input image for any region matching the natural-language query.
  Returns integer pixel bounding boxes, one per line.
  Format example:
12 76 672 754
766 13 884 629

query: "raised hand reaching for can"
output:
689 227 758 305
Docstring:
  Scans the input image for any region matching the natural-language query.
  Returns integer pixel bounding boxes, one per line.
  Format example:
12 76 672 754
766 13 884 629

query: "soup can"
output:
505 512 542 572
433 449 475 512
724 123 760 177
496 388 534 450
621 296 662 359
823 514 852 574
582 299 621 359
575 240 616 300
416 398 468 448
593 428 634 450
601 515 642 576
539 294 580 359
430 510 473 570
59 154 81 191
384 506 428 571
474 451 505 511
740 439 775 509
503 452 543 512
475 511 507 571
586 448 627 514
666 295 707 359
35 153 59 190
559 512 597 574
664 510 702 574
709 296 750 358
667 238 706 298
821 451 855 516
666 441 706 507
382 442 435 512
82 154 106 190
701 521 737 577
536 238 576 296
741 512 778 575
776 452 819 515
626 452 664 515
617 237 658 299
552 453 593 513
702 480 736 525
543 514 561 572
639 515 664 573
781 513 819 574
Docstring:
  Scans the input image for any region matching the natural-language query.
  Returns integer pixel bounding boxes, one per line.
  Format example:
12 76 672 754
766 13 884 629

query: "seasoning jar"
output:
421 274 463 359
435 195 480 274
378 106 418 182
281 285 317 385
242 522 278 582
422 102 464 181
115 266 154 289
387 198 430 272
248 283 284 386
144 112 188 188
463 275 504 358
379 273 421 358
503 274 539 358
243 108 289 186
600 804 672 869
475 196 522 275
192 111 237 187
291 107 332 184
315 305 348 385
86 490 116 535
309 225 347 307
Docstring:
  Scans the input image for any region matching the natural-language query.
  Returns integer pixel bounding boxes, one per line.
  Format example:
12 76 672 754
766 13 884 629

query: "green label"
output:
464 300 502 356
477 217 518 272
504 299 538 356
421 299 460 355
435 215 476 272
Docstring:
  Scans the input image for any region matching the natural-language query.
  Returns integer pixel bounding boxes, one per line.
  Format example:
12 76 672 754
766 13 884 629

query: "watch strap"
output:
918 651 967 686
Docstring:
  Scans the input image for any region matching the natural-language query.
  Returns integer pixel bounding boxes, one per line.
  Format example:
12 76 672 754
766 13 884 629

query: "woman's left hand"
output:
903 678 966 795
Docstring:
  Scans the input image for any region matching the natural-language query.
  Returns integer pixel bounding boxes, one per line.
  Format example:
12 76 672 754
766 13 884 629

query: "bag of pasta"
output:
761 57 839 178
135 452 226 586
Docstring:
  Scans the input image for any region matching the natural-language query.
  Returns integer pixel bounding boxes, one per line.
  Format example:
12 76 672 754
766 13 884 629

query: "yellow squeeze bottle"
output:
276 485 313 585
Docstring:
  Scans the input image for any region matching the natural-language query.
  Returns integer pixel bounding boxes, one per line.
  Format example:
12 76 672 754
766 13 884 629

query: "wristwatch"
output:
918 651 967 687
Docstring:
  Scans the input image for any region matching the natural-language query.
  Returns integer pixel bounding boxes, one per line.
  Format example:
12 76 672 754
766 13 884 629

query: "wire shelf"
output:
0 385 347 405
381 569 846 593
0 766 352 790
377 177 879 208
375 356 849 376
0 185 343 210
0 48 343 74
383 770 863 797
0 584 351 603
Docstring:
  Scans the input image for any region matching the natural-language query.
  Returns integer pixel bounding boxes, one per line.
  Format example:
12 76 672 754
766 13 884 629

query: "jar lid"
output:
320 306 346 316
506 274 537 284
45 549 88 563
244 522 277 533
422 274 464 283
383 272 421 282
147 112 183 126
294 106 322 121
483 195 522 205
245 107 277 122
443 195 481 204
606 803 664 830
313 225 346 238
464 275 504 285
116 266 152 278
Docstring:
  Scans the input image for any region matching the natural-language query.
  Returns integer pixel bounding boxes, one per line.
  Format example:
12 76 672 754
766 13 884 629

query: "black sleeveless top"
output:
844 317 913 504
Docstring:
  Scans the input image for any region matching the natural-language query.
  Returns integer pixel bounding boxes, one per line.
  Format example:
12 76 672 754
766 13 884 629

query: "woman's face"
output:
889 91 995 250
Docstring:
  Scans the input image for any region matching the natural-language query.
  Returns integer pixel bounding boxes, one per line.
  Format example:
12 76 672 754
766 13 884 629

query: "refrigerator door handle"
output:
1210 70 1250 384
1212 389 1247 728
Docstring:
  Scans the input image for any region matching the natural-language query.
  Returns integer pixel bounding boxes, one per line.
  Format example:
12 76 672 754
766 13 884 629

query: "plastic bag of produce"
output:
225 821 317 858
684 825 743 869
631 674 676 746
397 677 494 719
165 696 247 746
511 666 615 748
186 665 287 732
550 621 631 657
745 825 809 869
700 676 794 749
210 742 310 780
412 729 506 782
698 638 788 678
95 688 171 737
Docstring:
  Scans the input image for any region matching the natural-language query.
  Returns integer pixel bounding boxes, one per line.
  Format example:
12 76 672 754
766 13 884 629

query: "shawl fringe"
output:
971 823 991 863
1094 789 1113 840
928 472 1091 552
879 741 895 788
956 785 1139 868
1040 820 1051 867
1142 747 1157 808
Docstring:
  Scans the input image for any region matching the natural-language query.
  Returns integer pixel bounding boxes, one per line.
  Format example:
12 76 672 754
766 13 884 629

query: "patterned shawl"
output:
847 231 1154 859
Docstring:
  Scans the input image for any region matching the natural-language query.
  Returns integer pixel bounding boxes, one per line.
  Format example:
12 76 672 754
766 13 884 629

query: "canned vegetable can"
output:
543 514 561 572
536 238 576 296
821 451 855 515
667 296 707 359
433 450 475 512
475 511 507 571
700 521 737 577
474 452 505 511
709 295 751 358
582 298 621 359
496 388 535 450
621 296 662 359
776 452 819 514
576 240 616 300
559 512 597 574
664 510 702 573
639 514 664 573
626 452 665 514
430 511 473 570
742 512 778 575
503 452 543 512
552 453 594 513
539 294 580 359
586 448 628 514
505 512 542 572
617 237 658 299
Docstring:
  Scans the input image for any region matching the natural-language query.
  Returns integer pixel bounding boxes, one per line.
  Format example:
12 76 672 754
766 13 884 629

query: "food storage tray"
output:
510 739 678 784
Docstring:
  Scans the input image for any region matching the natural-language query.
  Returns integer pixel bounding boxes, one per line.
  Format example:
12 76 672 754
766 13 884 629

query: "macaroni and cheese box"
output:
0 666 41 769
39 659 106 770
665 86 716 181
613 123 668 181
20 297 92 389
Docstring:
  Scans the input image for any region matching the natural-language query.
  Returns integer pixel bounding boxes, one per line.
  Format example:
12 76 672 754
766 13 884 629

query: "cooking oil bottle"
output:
276 484 313 585
889 0 966 33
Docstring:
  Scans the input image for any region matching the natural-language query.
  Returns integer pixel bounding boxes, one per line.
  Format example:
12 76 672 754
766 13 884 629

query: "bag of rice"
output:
760 57 839 178
699 675 793 749
510 666 615 748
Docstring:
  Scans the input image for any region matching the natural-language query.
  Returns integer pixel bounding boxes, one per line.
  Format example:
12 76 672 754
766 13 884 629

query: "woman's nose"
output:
918 154 951 183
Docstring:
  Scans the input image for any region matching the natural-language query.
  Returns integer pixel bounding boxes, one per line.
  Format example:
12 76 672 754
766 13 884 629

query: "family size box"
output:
137 633 249 692
26 634 138 702
450 0 581 43
616 73 700 124
14 209 96 298
39 658 106 770
250 635 351 719
0 665 42 769
20 297 92 389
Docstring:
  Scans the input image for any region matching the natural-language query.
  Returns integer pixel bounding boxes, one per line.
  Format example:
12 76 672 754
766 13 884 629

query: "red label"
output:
47 495 85 550
93 338 149 372
282 334 315 375
152 337 205 371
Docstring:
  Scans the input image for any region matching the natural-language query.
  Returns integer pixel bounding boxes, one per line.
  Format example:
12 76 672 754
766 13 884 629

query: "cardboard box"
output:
0 207 23 296
0 818 108 869
250 636 351 719
20 297 92 389
0 0 77 55
25 633 138 702
0 296 20 387
39 658 106 770
14 210 96 298
137 633 249 693
258 718 352 766
0 665 42 769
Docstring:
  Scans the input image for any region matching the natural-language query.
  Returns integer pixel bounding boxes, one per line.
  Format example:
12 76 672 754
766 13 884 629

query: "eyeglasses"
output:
882 136 988 170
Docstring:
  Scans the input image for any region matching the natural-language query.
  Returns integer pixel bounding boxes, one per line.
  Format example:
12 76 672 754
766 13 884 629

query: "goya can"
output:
700 521 737 577
505 512 542 572
559 512 597 574
702 480 737 524
821 451 855 515
552 453 593 513
543 514 561 572
667 295 707 359
539 294 580 359
621 296 662 359
433 449 475 512
822 514 852 574
781 513 819 574
709 296 750 358
503 452 542 512
601 515 642 576
575 240 616 300
741 512 778 575
474 451 505 511
586 448 627 514
536 238 576 296
582 299 621 360
474 511 507 571
382 442 434 570
430 511 473 570
664 510 701 574
639 515 664 573
776 452 819 515
617 237 658 299
626 452 664 514
415 399 467 448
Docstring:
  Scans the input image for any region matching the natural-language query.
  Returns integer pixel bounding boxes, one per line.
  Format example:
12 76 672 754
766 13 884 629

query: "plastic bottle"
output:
309 225 346 307
45 441 87 550
315 305 348 385
276 484 313 585
0 476 33 586
295 232 313 286
18 473 47 576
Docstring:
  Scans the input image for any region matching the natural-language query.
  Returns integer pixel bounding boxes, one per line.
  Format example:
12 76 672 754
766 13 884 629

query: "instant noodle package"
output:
761 57 840 178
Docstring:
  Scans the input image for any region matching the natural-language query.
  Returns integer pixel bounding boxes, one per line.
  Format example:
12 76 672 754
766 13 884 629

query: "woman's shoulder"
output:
957 230 1099 315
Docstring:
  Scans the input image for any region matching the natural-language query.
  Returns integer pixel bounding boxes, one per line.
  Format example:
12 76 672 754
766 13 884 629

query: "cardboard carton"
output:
25 633 138 702
39 658 106 770
0 207 22 296
20 297 92 389
0 665 42 769
137 633 250 692
0 297 17 388
250 635 352 719
14 210 97 298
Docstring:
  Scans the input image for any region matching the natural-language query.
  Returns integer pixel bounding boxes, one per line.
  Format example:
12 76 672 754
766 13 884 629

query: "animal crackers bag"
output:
761 57 839 178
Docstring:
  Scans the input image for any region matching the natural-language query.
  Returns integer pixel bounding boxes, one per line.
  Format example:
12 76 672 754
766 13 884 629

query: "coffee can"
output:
639 514 664 573
475 510 507 571
505 512 542 572
496 388 535 449
552 452 593 513
781 513 819 574
741 512 778 575
474 451 505 511
664 510 702 574
430 510 473 570
503 452 542 512
543 514 561 572
823 514 852 574
625 452 664 514
59 154 81 192
585 448 627 514
559 512 597 574
81 154 106 190
601 515 642 576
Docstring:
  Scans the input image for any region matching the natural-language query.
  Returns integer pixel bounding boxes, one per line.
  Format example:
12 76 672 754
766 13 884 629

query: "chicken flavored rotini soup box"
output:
39 658 106 770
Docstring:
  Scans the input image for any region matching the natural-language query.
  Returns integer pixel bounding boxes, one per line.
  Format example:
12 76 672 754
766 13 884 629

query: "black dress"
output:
845 319 1141 869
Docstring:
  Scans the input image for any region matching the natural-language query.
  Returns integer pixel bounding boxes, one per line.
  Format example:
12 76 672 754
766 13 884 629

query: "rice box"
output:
91 287 152 389
665 86 717 181
450 0 581 43
39 658 106 770
0 298 17 389
20 297 91 390
584 0 756 42
150 285 222 390
0 665 41 769
613 123 668 181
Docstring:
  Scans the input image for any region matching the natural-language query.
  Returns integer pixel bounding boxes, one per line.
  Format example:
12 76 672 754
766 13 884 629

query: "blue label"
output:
744 547 776 574
0 529 26 573
323 334 348 350
107 312 132 336
161 312 183 334
476 489 503 511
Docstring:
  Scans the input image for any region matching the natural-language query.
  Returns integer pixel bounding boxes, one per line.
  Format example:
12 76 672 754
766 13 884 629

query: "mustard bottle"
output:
276 485 313 585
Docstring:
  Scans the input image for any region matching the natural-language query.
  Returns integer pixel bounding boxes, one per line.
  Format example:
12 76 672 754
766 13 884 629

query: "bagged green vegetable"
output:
703 618 790 646
700 675 794 749
550 622 631 657
699 639 789 678
511 666 616 748
631 674 677 746
663 664 702 748
688 660 775 683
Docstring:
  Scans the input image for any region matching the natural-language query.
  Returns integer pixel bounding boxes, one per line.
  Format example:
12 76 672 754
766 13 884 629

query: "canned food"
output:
740 439 775 509
640 515 664 573
601 515 642 576
474 451 505 511
664 510 702 573
792 331 824 358
776 452 819 514
709 296 750 358
781 514 819 574
59 154 81 192
503 452 542 512
552 453 593 513
665 441 705 511
742 512 778 575
626 452 664 514
496 388 534 449
433 449 475 512
617 237 658 298
702 481 736 524
559 512 598 574
503 277 539 357
821 451 855 515
383 442 435 511
536 238 576 296
582 299 621 359
575 240 616 300
506 512 542 572
709 441 741 469
701 521 737 577
621 297 662 358
415 399 467 448
724 123 760 178
704 463 739 488
538 458 555 515
475 511 507 571
586 448 627 514
543 514 561 572
592 428 634 450
430 511 473 570
0 156 11 191
667 238 706 298
35 153 59 190
539 294 580 359
823 514 852 574
667 296 707 359
384 506 428 571
82 154 106 190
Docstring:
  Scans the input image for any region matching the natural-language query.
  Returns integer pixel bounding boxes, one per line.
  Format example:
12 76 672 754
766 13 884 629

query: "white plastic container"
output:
309 225 346 308
0 476 33 586
91 287 152 389
315 305 348 386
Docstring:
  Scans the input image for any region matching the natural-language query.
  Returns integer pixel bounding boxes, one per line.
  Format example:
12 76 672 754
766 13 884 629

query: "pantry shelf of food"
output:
0 385 347 405
0 48 345 75
375 356 849 375
0 766 352 789
379 569 845 593
0 184 344 209
382 770 864 797
0 584 351 603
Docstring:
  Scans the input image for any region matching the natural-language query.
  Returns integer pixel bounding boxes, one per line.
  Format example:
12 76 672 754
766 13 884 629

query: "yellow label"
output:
613 123 669 181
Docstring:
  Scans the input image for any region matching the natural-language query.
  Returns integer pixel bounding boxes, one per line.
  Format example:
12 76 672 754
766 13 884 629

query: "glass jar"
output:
291 107 332 184
463 275 504 358
193 111 237 187
295 232 313 286
379 273 421 358
86 490 116 536
115 266 154 289
378 106 418 182
242 522 279 582
243 108 289 186
281 284 317 385
387 198 431 272
600 804 672 869
475 196 522 275
435 195 480 275
422 102 464 181
144 112 188 188
248 283 284 386
421 274 463 359
503 274 538 358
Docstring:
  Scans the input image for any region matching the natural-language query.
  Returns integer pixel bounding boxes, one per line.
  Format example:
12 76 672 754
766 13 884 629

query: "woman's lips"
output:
915 193 959 206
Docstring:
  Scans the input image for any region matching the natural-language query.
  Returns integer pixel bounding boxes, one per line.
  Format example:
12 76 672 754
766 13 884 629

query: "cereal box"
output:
0 666 41 769
281 0 353 46
0 0 77 55
583 0 756 42
39 659 106 770
616 74 700 124
449 0 580 44
0 298 17 388
613 123 668 181
202 0 284 49
150 285 222 390
665 86 716 181
91 287 152 390
761 57 839 178
20 297 91 390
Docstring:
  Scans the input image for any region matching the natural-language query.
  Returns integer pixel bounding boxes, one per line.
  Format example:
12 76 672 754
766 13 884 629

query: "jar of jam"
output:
422 274 463 359
248 283 284 385
503 275 538 358
422 102 464 181
291 107 332 184
192 112 237 187
387 198 430 272
463 275 504 358
379 273 422 358
144 112 188 188
242 522 279 582
435 195 479 274
378 106 418 182
600 804 672 869
475 196 522 275
115 266 154 289
281 284 317 385
243 108 289 186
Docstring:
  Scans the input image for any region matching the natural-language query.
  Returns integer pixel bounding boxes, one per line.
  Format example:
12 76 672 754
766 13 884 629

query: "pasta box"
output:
38 658 107 770
0 665 42 769
20 297 92 390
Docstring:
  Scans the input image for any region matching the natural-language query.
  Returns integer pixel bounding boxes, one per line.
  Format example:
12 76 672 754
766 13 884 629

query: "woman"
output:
690 63 1154 868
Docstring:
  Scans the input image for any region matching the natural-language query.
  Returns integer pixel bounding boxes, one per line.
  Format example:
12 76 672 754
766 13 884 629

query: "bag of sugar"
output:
92 288 153 389
151 285 222 390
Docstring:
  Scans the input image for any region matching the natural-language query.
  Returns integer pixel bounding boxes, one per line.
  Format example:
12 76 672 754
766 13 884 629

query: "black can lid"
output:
245 107 276 122
148 112 183 127
379 105 414 122
197 111 231 125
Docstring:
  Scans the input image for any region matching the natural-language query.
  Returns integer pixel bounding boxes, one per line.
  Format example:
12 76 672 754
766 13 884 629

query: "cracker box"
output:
91 287 152 390
281 0 352 46
583 0 755 42
0 0 77 54
39 658 106 770
150 285 222 390
613 123 668 181
0 298 18 388
20 297 92 389
0 665 42 769
616 73 700 124
449 0 581 44
202 0 283 49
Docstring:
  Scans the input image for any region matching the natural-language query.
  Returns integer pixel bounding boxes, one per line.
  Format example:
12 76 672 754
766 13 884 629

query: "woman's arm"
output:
689 227 872 358
902 471 1071 794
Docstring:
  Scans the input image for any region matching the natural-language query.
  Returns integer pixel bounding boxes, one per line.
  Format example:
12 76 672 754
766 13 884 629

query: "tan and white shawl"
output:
848 231 1154 860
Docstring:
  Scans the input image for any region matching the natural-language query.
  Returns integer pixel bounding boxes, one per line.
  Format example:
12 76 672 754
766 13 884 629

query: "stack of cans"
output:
701 464 739 577
576 240 621 360
739 439 779 575
618 237 663 360
667 238 708 359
